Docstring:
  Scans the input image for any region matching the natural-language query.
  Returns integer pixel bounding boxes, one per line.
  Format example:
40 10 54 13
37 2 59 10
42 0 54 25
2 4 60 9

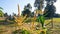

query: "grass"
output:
45 18 60 25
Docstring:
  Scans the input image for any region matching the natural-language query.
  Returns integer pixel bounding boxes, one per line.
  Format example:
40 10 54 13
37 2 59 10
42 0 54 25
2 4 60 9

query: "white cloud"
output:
54 0 60 14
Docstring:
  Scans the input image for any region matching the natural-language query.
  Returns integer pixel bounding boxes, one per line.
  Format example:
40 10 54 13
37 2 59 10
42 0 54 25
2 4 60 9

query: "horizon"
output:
0 0 60 15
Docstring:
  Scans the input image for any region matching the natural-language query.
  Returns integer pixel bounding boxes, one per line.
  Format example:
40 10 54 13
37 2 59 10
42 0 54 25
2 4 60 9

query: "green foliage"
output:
40 31 45 34
13 29 30 34
44 4 56 18
22 30 30 34
25 3 32 10
0 7 4 17
37 15 45 28
31 12 34 17
34 0 44 10
22 9 31 17
4 13 8 17
0 20 5 22
44 0 56 19
0 10 4 17
22 3 32 17
45 0 57 3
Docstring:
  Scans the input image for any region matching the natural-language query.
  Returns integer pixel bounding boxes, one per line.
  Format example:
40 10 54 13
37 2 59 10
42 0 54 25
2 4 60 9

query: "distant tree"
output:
22 9 31 17
8 15 12 20
34 0 44 10
13 13 16 16
45 0 57 3
12 13 16 20
54 14 60 18
26 3 32 10
44 0 57 18
44 0 57 28
44 3 56 18
4 13 8 17
22 3 32 17
4 13 8 22
34 0 45 17
31 12 34 17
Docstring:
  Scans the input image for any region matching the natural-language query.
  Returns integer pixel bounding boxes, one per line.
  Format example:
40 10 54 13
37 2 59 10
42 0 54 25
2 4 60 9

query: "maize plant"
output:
37 15 45 29
14 14 27 26
37 15 48 34
37 11 50 34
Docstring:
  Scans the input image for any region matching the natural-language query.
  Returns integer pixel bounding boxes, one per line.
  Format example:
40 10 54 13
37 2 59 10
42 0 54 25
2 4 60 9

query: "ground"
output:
0 18 60 34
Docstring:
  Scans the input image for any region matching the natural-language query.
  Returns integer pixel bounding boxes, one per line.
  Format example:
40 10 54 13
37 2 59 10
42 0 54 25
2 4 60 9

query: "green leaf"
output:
37 15 45 28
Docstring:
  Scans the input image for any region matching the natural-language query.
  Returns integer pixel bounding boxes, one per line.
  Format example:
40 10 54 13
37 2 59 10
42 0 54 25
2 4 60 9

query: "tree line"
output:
0 0 60 20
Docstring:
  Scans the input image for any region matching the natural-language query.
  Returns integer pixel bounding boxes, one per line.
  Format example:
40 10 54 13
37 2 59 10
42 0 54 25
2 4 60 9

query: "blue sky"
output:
0 0 60 15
